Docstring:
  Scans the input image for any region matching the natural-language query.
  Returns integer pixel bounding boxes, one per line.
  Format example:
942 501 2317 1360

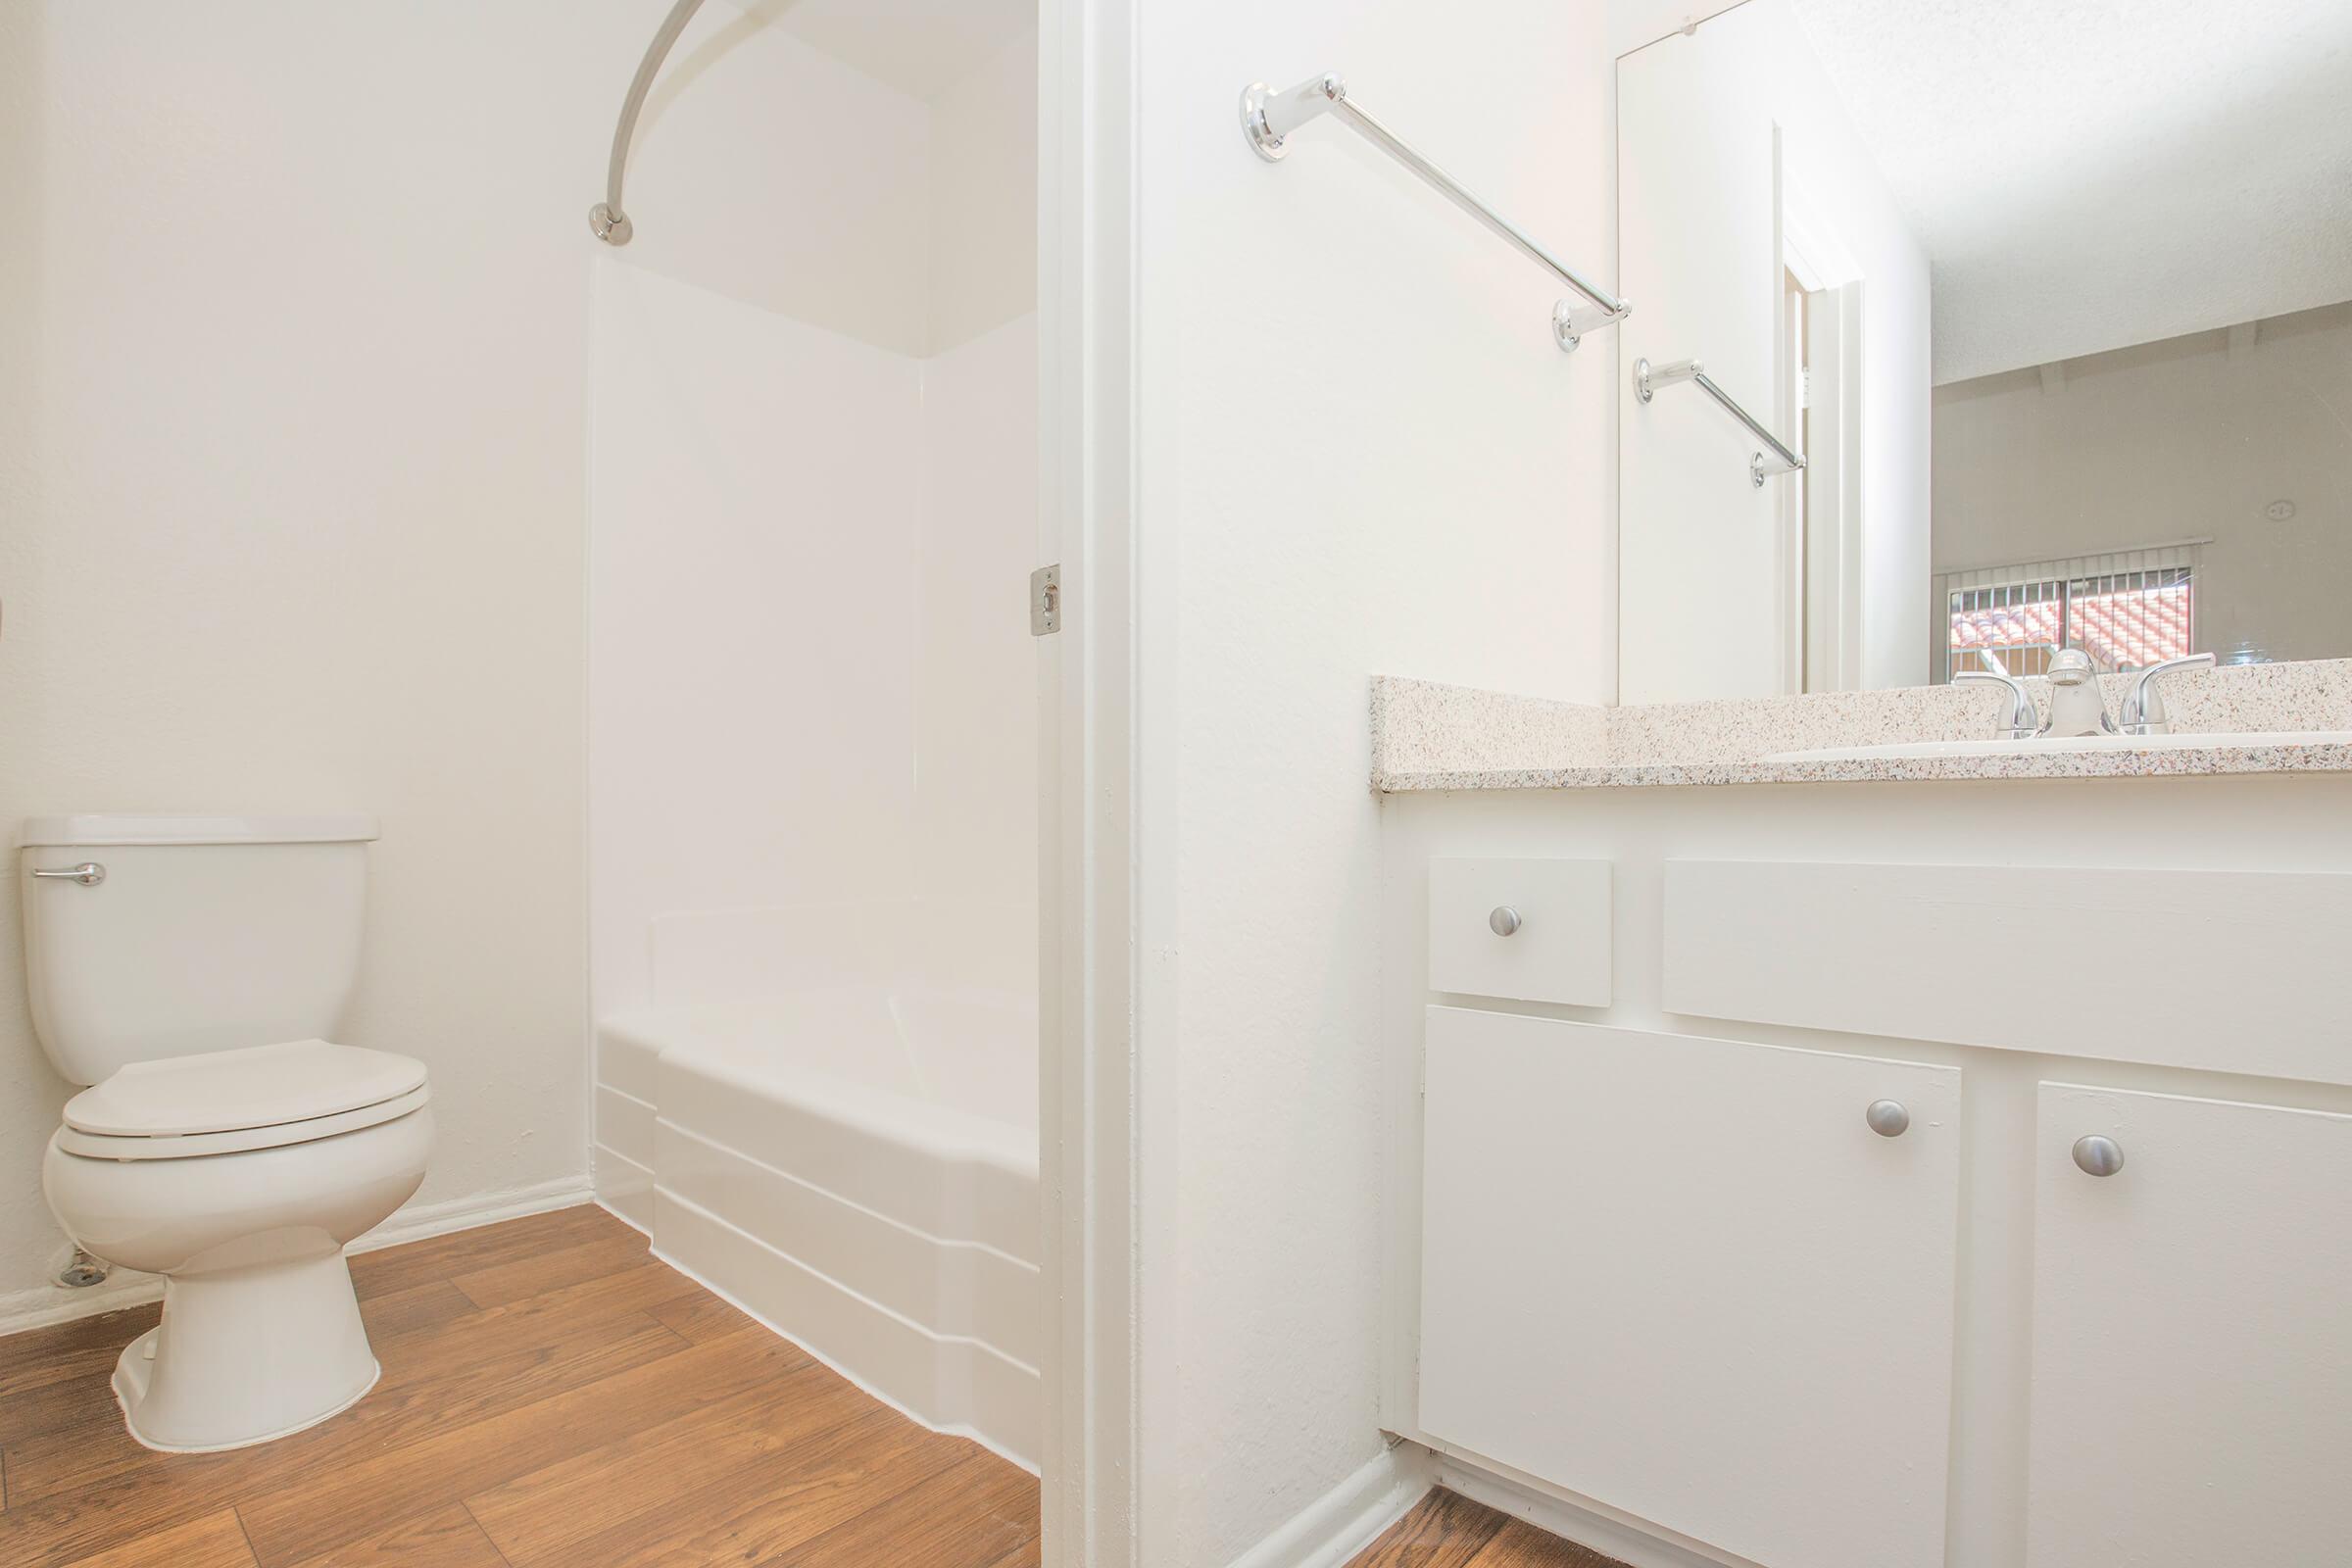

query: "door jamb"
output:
1039 0 1162 1561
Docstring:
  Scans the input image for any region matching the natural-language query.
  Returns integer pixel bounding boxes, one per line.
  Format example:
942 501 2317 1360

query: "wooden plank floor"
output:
1347 1490 1629 1568
0 1204 1038 1567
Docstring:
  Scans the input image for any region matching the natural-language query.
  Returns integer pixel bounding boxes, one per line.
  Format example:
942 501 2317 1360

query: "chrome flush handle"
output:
29 862 105 886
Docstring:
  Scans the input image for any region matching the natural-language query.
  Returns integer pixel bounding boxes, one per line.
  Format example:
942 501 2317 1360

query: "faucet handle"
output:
1954 669 2037 740
2119 653 2217 736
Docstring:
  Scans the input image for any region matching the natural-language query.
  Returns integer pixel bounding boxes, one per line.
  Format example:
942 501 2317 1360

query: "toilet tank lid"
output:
19 813 379 848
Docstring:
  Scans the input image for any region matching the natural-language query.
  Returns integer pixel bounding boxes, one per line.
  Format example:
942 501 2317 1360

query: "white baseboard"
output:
1434 1449 1749 1568
1226 1443 1435 1568
0 1269 166 1337
353 1174 594 1257
0 1173 595 1341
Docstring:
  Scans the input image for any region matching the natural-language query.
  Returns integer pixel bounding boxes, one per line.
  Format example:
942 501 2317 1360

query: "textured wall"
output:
1135 1 1620 1560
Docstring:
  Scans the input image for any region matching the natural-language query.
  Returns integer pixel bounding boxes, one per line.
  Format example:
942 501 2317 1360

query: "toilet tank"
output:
19 813 379 1086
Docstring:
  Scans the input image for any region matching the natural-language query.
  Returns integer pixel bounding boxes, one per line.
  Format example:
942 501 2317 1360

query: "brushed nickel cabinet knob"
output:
2073 1135 2126 1177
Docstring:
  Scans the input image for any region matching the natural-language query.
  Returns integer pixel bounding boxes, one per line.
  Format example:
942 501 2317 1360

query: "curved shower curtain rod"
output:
589 0 709 245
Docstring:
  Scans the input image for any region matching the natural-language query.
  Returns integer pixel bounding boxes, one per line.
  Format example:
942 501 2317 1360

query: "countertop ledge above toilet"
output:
1370 662 2352 791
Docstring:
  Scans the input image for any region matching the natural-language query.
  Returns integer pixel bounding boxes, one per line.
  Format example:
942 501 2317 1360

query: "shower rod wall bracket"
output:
589 202 634 246
1241 72 1629 354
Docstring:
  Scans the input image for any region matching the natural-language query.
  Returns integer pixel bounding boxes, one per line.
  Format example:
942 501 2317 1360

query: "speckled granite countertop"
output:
1372 662 2352 792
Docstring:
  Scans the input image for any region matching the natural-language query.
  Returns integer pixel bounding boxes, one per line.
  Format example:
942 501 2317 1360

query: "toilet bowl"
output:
19 812 432 1453
42 1039 434 1452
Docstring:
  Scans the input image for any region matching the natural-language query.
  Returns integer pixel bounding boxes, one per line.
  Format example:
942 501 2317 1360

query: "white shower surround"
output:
586 24 1040 1468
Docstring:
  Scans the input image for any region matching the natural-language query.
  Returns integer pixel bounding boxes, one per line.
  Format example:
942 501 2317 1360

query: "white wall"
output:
932 32 1043 354
0 0 616 1315
1933 300 2352 669
1616 0 1932 700
1616 16 1784 703
620 5 938 348
918 29 1042 958
586 29 1039 1031
584 28 936 1017
1133 2 1620 1560
587 262 926 1016
918 315 1043 948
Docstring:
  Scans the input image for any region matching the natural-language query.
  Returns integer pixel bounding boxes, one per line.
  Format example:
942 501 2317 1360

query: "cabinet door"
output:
2028 1082 2352 1568
1418 1008 1962 1568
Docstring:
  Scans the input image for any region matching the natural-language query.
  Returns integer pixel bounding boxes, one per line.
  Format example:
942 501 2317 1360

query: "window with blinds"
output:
1936 543 2202 682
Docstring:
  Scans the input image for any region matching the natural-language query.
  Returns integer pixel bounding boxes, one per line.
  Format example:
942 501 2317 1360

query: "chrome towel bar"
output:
1240 73 1630 353
1635 357 1805 487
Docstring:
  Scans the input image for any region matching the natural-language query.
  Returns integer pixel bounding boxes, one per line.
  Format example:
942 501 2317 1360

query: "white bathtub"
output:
594 983 1039 1466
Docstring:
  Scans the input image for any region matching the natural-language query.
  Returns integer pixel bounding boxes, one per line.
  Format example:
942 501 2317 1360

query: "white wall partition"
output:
1131 0 1622 1560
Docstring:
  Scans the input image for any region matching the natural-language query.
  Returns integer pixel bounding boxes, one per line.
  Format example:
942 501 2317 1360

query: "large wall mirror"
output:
1615 0 2352 705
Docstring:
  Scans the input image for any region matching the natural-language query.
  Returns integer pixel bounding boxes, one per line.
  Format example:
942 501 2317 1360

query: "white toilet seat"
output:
59 1038 429 1161
55 1083 433 1160
63 1038 427 1140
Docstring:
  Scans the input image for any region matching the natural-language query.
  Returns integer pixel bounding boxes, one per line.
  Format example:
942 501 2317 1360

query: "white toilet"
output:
21 812 433 1454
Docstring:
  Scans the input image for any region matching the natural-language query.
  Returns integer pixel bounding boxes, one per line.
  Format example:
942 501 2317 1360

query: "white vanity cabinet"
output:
1417 1008 1963 1568
1384 779 2352 1568
2025 1082 2352 1568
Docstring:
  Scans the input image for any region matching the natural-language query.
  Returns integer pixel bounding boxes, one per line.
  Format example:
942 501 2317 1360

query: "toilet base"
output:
111 1247 383 1454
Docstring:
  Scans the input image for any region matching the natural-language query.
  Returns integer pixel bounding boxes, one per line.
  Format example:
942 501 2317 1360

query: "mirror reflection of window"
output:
1615 0 2352 702
1941 556 2197 685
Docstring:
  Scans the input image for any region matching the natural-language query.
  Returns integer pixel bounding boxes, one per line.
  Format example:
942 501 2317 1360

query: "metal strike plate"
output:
1030 564 1061 636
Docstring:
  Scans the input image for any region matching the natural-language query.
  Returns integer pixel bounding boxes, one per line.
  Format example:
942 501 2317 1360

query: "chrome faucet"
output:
2119 652 2217 735
1954 654 2037 740
2040 649 2118 737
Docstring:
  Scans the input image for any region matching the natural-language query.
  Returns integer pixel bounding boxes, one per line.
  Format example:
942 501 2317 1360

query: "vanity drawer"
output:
1663 859 2352 1084
1426 858 1610 1005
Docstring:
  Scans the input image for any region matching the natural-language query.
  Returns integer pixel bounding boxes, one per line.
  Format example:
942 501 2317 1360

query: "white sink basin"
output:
1760 730 2352 763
